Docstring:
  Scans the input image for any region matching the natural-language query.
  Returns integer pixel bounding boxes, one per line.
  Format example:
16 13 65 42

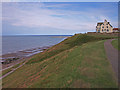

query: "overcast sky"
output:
2 2 118 35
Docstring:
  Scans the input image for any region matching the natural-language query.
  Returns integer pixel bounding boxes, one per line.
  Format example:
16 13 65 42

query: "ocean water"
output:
2 35 71 55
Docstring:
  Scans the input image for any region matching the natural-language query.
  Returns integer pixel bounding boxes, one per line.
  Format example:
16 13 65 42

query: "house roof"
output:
97 22 112 27
97 22 103 26
108 22 113 27
113 28 118 30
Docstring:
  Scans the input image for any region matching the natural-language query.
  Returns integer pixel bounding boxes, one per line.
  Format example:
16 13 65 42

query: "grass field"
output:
111 39 119 51
2 39 117 88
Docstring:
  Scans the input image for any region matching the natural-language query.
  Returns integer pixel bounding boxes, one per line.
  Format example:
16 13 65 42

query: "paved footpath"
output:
104 39 119 85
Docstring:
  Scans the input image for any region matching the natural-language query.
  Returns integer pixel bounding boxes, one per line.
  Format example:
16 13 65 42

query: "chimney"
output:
104 19 107 22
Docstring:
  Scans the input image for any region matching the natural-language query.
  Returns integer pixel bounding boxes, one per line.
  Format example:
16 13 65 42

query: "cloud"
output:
2 2 118 33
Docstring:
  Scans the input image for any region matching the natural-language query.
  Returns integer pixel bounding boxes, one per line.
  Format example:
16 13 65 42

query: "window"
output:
102 29 103 31
106 26 108 28
102 26 104 28
107 29 109 32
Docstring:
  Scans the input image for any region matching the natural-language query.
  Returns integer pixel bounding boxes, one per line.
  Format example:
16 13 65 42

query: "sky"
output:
2 2 118 35
1 0 120 2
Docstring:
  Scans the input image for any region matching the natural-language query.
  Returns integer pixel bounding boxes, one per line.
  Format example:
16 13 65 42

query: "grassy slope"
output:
26 34 114 64
111 39 119 51
1 61 24 76
2 34 117 88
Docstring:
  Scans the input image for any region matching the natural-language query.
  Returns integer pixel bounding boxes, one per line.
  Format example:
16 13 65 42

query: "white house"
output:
96 19 113 33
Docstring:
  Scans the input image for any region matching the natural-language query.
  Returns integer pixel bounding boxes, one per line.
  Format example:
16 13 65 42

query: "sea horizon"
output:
2 35 73 36
2 35 72 55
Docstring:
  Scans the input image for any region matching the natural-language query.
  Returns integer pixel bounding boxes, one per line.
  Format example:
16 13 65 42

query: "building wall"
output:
113 30 119 32
96 25 101 33
96 20 113 33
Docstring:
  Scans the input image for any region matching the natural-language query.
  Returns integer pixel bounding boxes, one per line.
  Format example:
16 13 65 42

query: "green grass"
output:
27 34 115 64
1 69 12 76
2 61 24 76
2 40 117 88
111 39 119 51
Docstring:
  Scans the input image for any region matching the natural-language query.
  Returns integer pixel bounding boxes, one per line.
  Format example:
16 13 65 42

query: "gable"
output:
107 22 112 27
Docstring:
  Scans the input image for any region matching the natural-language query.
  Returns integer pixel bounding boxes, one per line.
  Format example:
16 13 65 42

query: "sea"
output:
2 35 71 55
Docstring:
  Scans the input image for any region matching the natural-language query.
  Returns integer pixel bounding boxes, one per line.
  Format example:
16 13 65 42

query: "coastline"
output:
0 36 70 79
1 46 51 70
1 35 70 70
2 34 118 87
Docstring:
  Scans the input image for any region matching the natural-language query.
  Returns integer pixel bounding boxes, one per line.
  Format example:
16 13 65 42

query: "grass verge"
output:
111 39 119 51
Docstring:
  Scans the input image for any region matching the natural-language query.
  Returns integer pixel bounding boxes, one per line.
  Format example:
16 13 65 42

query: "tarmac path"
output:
104 39 119 85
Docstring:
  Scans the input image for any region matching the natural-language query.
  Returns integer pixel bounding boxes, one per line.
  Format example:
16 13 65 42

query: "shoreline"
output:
1 46 52 70
1 36 70 70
